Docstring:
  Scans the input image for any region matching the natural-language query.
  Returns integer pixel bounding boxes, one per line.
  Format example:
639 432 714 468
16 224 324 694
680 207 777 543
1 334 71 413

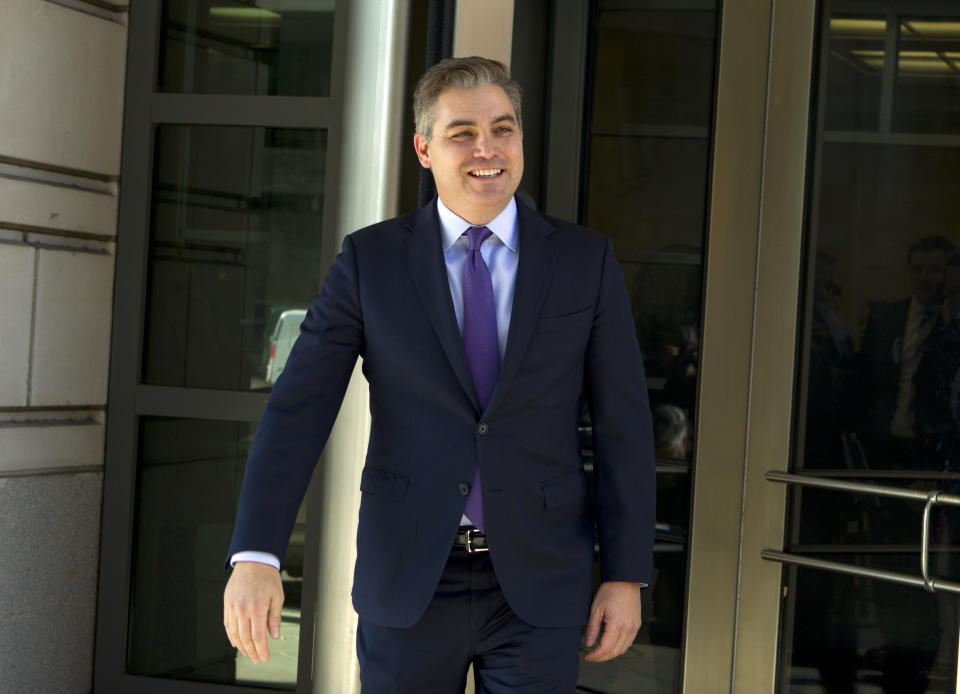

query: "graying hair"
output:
413 56 522 139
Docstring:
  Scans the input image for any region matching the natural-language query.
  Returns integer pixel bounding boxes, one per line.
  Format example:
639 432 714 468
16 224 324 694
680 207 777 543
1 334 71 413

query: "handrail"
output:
760 550 960 594
766 471 960 504
764 471 960 594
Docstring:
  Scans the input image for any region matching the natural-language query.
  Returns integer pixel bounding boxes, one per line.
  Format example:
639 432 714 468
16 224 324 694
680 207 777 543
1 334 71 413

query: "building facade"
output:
2 1 960 693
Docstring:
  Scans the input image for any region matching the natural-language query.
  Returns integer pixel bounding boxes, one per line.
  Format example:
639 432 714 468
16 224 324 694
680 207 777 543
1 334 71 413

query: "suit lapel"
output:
405 200 481 412
485 201 559 415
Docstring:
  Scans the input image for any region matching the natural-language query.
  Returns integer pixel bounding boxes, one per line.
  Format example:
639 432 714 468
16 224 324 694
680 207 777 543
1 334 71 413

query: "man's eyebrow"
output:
442 118 477 130
441 114 517 131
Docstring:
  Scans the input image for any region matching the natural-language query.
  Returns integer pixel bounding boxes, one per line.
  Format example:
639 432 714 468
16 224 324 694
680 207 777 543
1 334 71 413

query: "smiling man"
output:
223 57 655 693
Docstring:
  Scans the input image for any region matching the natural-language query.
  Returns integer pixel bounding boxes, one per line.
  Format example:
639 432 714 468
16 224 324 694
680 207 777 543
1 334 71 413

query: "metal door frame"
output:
541 1 819 691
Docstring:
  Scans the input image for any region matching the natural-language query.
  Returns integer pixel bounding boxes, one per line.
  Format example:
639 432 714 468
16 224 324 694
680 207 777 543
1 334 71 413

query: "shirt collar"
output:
437 197 518 253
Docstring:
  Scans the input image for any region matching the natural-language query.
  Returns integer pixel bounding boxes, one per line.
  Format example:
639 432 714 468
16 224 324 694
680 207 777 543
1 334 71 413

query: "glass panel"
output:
577 1 718 691
127 417 305 688
894 17 960 133
782 2 960 691
158 0 335 96
142 125 326 392
825 16 886 131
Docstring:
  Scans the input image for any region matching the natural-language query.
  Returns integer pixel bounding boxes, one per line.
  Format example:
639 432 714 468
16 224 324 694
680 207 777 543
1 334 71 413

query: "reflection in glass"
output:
825 16 886 131
784 3 960 692
142 126 327 392
894 18 960 133
578 1 717 691
127 417 304 688
159 0 335 96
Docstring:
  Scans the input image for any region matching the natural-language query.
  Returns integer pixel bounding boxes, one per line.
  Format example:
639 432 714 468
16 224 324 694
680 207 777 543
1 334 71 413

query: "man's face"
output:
414 84 523 225
909 249 948 305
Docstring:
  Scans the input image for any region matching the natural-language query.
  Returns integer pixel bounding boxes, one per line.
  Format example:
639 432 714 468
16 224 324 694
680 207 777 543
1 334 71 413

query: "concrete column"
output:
310 1 410 692
0 0 127 692
454 0 515 68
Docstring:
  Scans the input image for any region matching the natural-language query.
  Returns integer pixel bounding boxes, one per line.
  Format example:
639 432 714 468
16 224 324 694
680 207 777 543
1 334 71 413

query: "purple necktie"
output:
462 226 498 532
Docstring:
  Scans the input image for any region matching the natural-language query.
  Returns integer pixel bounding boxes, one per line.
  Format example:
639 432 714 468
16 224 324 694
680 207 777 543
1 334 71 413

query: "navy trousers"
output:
357 548 583 693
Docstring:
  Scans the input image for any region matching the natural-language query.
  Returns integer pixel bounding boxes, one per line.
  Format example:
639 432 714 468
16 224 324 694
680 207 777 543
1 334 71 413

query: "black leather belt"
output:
453 527 488 553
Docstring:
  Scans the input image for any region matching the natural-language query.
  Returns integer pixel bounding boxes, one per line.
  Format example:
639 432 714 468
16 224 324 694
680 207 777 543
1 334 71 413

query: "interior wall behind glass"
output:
159 0 335 96
143 125 327 392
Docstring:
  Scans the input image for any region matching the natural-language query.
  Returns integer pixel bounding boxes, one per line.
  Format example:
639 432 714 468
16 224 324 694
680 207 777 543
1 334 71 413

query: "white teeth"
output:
470 169 502 177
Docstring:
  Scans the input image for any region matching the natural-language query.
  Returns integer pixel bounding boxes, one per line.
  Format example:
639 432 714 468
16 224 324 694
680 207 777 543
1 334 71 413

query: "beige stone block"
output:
0 418 105 474
31 249 114 406
0 244 35 407
0 0 127 176
0 178 118 236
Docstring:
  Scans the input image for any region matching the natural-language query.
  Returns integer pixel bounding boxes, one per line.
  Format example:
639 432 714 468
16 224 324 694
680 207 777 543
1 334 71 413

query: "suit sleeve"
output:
585 238 656 584
227 234 365 565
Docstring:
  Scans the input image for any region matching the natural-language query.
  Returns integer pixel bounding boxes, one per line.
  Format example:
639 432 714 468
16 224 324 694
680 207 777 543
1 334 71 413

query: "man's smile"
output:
468 168 504 178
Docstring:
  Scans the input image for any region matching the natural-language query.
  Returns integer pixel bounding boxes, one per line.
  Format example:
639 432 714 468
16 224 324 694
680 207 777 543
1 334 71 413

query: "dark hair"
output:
907 235 955 264
413 56 522 139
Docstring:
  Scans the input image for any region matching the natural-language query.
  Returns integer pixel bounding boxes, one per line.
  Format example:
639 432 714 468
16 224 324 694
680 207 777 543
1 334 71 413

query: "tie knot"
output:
466 226 492 252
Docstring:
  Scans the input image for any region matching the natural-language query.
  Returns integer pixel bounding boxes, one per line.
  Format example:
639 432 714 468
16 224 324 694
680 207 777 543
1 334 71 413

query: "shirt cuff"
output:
230 551 281 570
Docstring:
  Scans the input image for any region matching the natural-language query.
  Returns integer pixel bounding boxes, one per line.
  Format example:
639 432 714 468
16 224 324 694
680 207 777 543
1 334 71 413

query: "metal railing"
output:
763 471 960 593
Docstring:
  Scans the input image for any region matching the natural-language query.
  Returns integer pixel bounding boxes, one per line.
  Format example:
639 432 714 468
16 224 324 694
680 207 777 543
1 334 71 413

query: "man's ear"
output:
413 134 431 169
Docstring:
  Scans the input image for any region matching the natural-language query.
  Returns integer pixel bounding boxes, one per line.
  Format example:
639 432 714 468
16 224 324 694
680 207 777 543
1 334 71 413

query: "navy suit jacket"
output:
228 197 656 629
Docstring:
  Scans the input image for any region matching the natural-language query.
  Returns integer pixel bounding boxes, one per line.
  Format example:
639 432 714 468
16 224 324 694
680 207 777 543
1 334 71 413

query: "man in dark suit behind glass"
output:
222 57 655 692
858 234 954 468
857 234 954 693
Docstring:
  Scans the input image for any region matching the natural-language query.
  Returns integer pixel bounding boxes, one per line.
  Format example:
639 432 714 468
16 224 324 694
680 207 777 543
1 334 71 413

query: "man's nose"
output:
473 131 495 157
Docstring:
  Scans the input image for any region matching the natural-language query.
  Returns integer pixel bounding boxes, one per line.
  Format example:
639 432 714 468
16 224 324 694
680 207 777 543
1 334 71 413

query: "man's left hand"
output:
583 581 643 662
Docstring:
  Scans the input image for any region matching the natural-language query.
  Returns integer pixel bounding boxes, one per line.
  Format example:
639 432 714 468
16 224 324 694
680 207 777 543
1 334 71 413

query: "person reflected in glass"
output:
653 404 689 461
857 235 955 470
659 324 698 435
855 235 954 692
795 252 860 691
915 250 960 676
917 250 960 482
806 251 856 470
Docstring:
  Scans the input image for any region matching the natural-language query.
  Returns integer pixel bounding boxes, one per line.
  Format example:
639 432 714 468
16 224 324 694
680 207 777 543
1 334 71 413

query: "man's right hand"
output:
223 561 285 664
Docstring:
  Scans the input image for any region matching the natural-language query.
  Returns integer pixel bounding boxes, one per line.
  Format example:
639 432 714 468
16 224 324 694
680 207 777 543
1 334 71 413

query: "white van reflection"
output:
265 309 307 385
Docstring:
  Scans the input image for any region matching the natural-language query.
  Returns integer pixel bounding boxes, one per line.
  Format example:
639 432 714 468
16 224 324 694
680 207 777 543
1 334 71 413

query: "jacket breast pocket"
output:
536 306 593 333
360 466 409 502
540 469 588 509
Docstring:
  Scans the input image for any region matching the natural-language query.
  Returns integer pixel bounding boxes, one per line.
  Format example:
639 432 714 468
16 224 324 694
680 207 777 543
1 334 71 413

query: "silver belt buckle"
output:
464 528 488 553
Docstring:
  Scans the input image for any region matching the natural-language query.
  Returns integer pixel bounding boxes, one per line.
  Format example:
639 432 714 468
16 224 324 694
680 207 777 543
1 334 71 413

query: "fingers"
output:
223 562 285 664
268 596 283 640
583 581 643 662
583 619 636 662
584 605 603 648
237 608 263 664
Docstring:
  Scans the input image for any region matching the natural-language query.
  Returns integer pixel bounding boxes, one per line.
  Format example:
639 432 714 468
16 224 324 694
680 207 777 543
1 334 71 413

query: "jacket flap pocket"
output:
360 466 410 502
540 469 586 509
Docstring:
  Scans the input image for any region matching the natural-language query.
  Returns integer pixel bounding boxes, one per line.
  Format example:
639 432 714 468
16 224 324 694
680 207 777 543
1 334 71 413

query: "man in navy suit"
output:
223 57 655 692
858 234 954 468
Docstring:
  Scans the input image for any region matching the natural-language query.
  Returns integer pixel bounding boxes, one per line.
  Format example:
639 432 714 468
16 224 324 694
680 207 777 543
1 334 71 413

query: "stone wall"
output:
0 1 127 692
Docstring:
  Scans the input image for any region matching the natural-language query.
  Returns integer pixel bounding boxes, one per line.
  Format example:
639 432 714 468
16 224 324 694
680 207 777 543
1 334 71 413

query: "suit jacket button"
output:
478 422 489 435
458 482 470 496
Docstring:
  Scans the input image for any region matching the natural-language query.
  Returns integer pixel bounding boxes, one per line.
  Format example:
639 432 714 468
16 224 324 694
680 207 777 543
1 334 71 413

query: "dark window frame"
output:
94 2 348 692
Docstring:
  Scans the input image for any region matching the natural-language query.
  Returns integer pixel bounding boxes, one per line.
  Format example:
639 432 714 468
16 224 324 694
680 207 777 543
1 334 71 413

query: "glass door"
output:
772 1 960 691
573 3 719 693
541 1 726 691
